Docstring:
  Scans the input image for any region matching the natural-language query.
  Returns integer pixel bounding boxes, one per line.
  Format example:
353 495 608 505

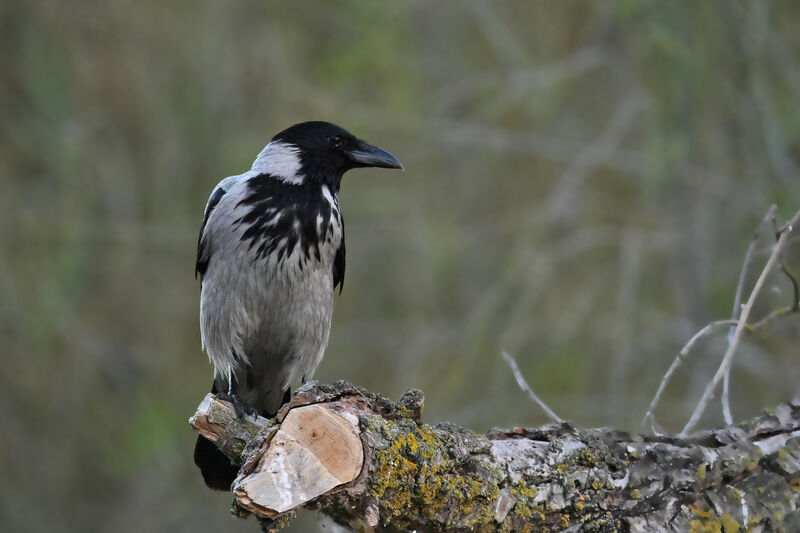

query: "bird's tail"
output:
194 380 291 490
194 381 239 490
194 433 239 490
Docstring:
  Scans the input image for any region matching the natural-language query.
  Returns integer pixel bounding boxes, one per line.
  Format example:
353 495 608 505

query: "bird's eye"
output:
330 136 342 148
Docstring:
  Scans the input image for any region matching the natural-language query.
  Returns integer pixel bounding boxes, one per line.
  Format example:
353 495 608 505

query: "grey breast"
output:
199 176 343 413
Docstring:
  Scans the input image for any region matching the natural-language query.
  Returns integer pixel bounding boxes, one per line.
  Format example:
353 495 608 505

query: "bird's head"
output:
252 121 403 189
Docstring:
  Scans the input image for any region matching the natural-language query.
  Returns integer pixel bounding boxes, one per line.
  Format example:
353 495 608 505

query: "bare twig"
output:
641 319 737 429
723 206 778 424
683 321 740 357
730 207 778 330
643 303 799 431
682 209 800 435
779 263 800 311
643 207 800 432
750 304 799 329
771 213 800 313
501 351 563 423
773 213 800 313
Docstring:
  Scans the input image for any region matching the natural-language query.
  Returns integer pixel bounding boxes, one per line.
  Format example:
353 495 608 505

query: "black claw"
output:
215 391 258 419
232 394 258 419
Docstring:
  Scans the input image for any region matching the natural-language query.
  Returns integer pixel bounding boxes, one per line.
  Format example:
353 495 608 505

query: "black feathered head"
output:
258 121 402 188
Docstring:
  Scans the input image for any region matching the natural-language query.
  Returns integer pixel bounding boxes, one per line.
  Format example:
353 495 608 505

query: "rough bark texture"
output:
189 381 800 532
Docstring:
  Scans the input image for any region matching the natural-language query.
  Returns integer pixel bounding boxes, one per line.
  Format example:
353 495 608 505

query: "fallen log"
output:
189 381 800 532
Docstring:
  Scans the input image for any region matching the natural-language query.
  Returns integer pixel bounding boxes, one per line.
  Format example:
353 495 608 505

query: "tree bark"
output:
189 381 800 532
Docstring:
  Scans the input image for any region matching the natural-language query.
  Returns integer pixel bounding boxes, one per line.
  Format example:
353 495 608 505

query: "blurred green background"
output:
3 1 800 531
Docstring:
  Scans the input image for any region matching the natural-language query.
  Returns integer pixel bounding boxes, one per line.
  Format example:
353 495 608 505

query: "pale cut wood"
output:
233 403 363 516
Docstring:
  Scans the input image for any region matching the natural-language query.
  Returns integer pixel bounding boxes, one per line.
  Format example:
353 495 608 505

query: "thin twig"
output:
721 360 732 424
730 206 778 331
501 351 563 423
641 320 737 429
750 305 798 329
779 263 800 311
683 320 740 357
681 209 800 435
642 298 800 431
771 212 800 312
643 207 800 432
723 205 778 424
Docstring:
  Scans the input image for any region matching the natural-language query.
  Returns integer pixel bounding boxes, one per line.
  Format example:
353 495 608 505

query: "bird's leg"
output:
229 393 258 420
216 369 258 420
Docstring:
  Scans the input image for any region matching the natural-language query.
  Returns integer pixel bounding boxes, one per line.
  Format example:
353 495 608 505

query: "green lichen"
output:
689 518 720 533
580 436 628 471
514 501 534 520
689 503 740 533
508 479 542 522
696 464 707 483
258 512 295 532
747 515 763 529
462 476 500 527
371 430 421 516
691 505 713 519
719 514 739 532
579 447 602 467
743 451 761 471
367 416 500 529
510 479 539 501
581 514 618 532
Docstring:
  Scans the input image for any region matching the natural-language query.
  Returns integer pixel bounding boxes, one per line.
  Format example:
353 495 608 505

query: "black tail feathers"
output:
193 382 291 490
194 434 239 490
194 381 239 490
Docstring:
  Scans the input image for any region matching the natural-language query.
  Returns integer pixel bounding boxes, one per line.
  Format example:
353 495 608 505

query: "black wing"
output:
196 186 226 279
333 217 345 294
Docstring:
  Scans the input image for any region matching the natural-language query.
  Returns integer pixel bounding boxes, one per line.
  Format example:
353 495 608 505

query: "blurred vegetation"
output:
2 1 800 531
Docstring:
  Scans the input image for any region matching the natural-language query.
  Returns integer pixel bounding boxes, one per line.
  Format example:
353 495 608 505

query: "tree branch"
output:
643 207 800 433
190 381 800 532
501 351 562 423
723 205 778 424
682 208 800 435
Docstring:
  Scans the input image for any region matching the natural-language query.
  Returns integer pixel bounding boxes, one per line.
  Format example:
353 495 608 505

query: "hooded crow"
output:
193 121 402 490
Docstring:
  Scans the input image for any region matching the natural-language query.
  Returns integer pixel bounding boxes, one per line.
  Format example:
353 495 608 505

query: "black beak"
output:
348 141 403 170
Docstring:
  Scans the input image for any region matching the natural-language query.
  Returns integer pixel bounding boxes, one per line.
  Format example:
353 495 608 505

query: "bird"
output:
193 121 403 490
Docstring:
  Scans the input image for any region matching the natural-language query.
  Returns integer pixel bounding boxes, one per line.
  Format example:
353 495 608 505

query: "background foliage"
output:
2 1 799 531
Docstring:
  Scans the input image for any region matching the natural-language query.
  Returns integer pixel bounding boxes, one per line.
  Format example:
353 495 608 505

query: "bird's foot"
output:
215 391 258 420
231 394 258 419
